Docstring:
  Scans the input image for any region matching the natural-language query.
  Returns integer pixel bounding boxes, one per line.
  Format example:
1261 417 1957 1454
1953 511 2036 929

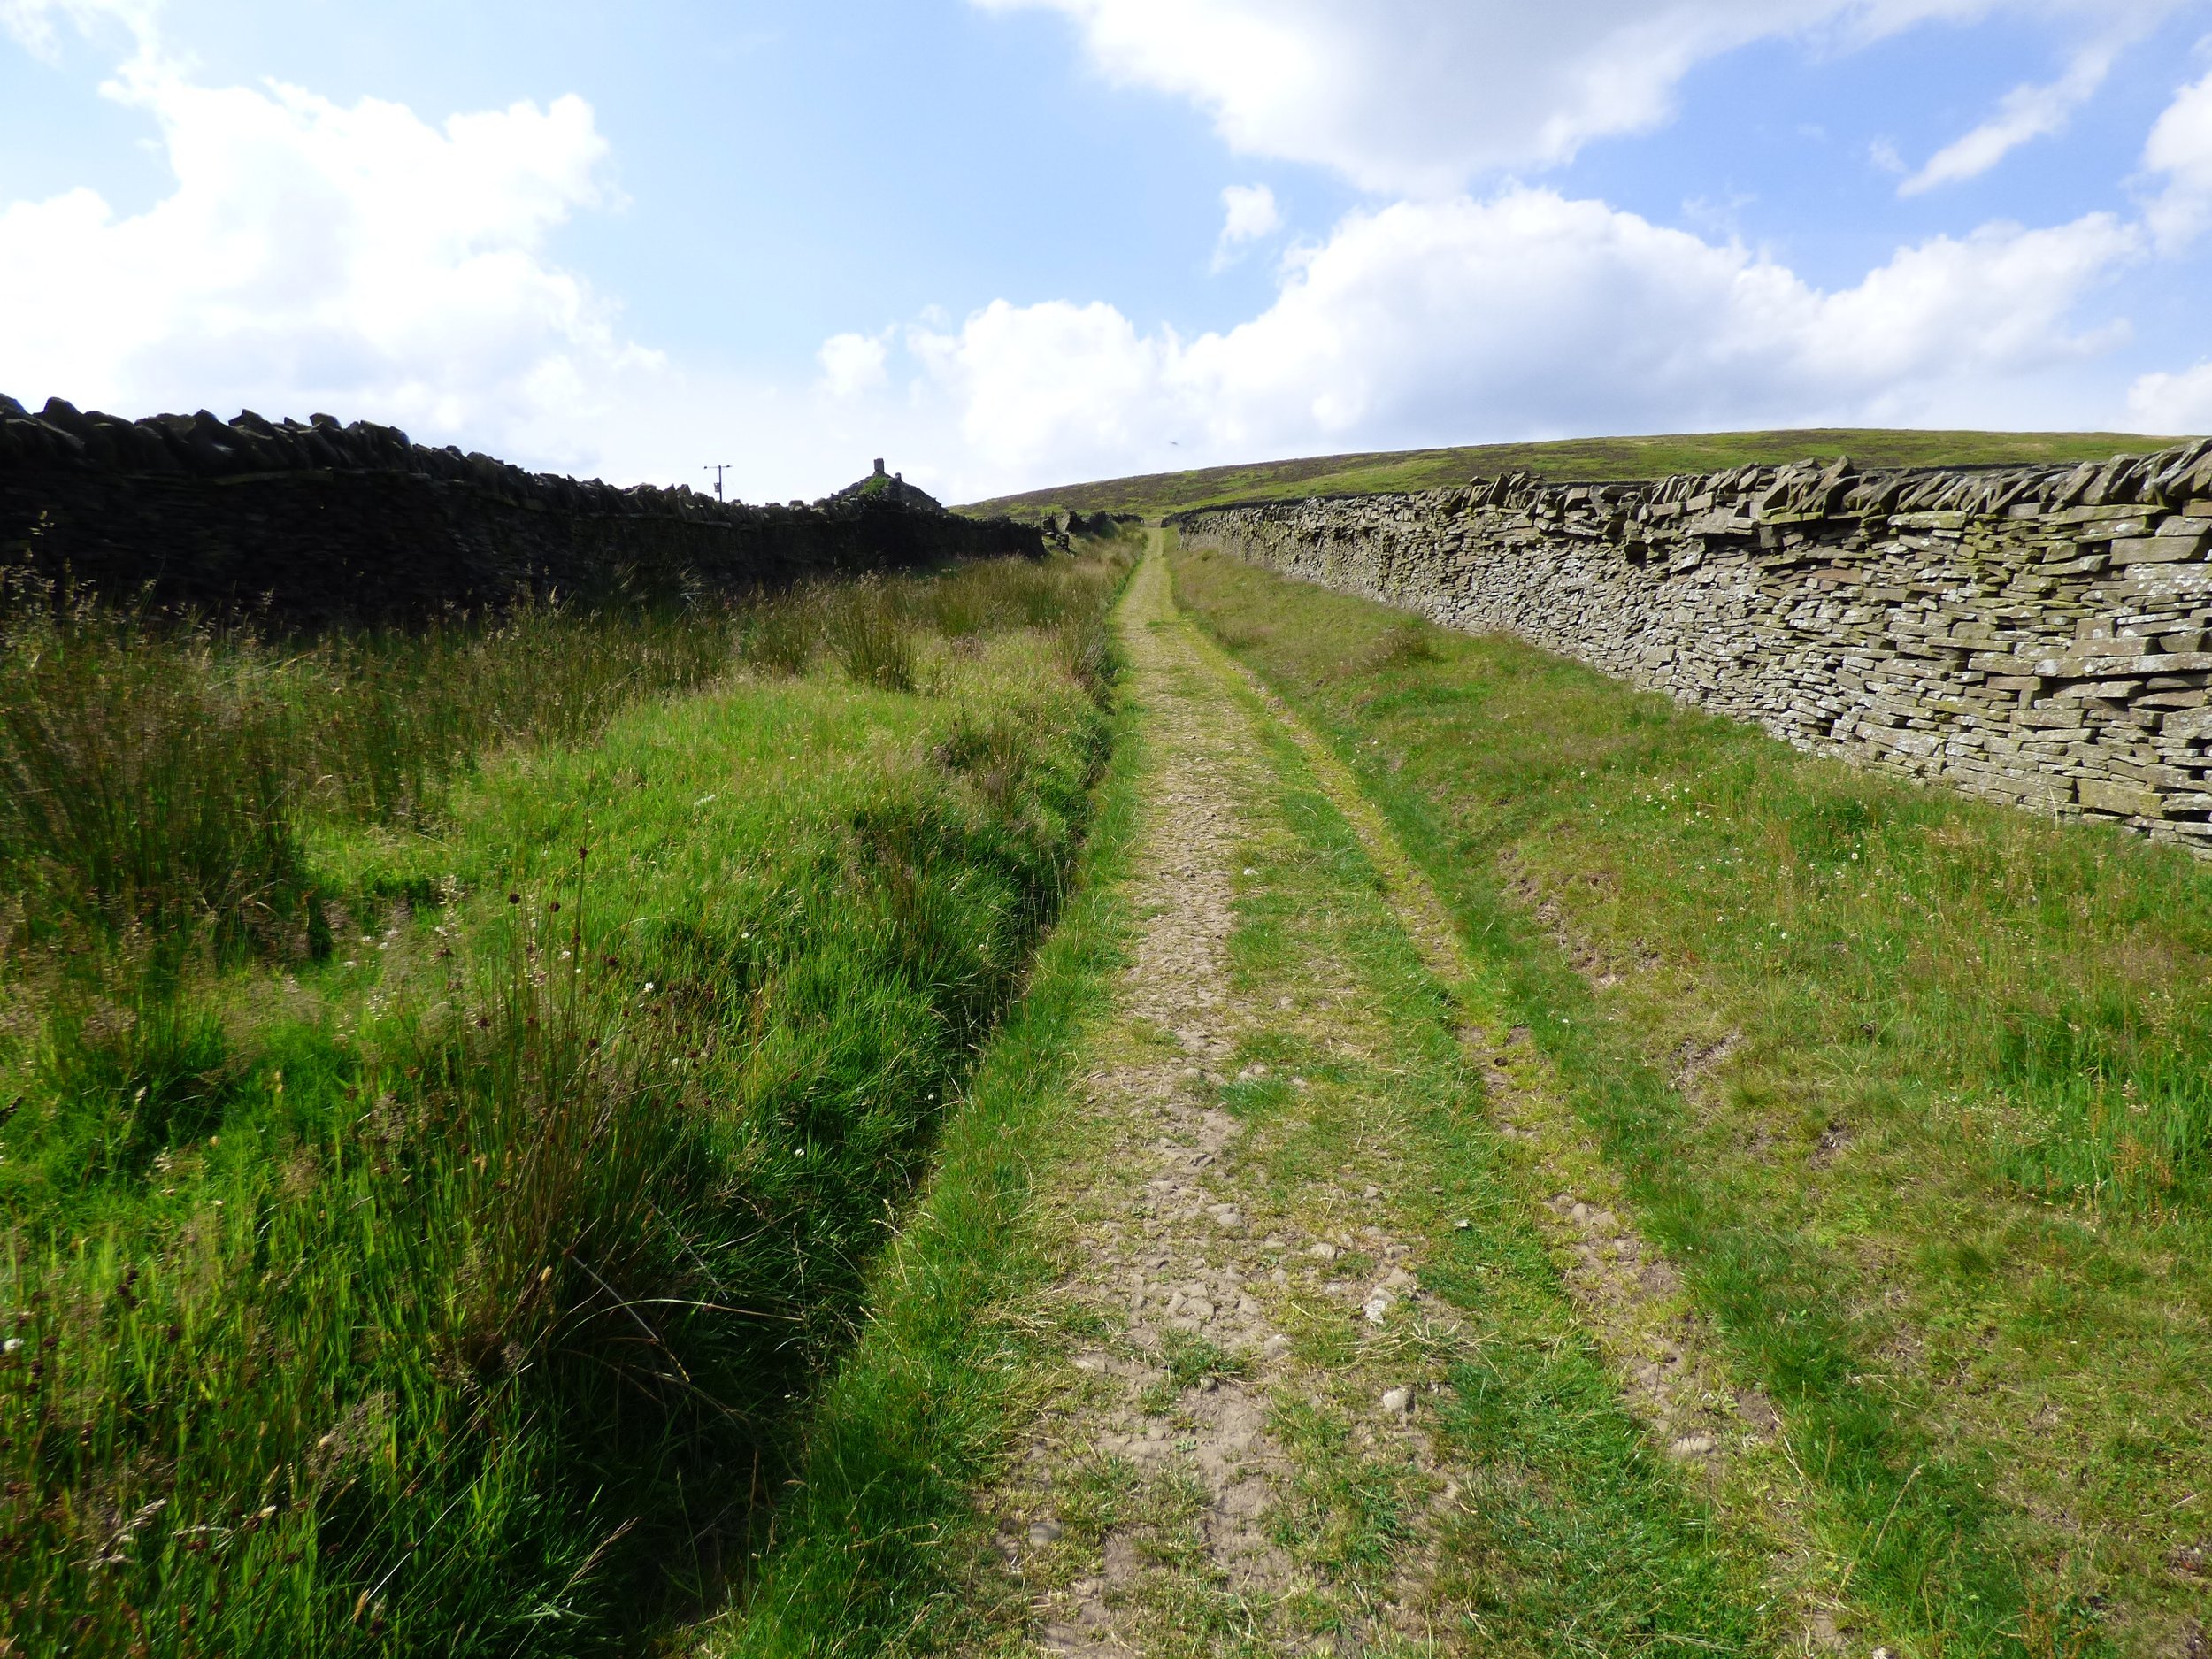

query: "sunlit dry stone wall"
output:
1179 440 2212 849
0 395 1039 627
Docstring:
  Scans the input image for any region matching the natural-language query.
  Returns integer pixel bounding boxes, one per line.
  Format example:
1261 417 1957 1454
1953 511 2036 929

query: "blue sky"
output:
5 1 2212 502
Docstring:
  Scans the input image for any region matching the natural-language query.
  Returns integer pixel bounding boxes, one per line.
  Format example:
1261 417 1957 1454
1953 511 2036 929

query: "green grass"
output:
0 580 741 951
958 428 2181 520
1215 662 1773 1656
704 615 1142 1659
1170 542 2212 1656
0 553 1126 1657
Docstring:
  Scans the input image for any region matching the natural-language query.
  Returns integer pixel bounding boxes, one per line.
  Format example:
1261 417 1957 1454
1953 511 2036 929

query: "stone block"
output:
2078 778 2165 817
2053 506 2160 530
2111 534 2211 564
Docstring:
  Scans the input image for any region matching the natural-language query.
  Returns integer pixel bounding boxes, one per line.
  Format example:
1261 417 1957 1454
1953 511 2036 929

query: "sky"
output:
5 1 2212 503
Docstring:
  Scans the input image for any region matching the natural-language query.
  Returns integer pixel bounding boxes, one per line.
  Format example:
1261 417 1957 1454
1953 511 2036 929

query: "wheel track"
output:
1175 554 1867 1655
969 545 1863 1656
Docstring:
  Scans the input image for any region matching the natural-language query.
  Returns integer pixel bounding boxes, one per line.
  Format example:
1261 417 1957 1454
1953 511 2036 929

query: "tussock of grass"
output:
1171 543 2212 1655
0 552 1128 1656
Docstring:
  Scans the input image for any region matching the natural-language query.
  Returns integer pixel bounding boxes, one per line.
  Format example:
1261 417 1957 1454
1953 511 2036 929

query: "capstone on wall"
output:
1178 440 2212 849
0 395 1040 627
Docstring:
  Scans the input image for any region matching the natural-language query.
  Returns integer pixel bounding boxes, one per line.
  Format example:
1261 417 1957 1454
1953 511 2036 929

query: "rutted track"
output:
954 546 1842 1656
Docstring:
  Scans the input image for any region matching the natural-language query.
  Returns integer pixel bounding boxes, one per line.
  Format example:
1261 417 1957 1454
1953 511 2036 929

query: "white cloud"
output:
2129 359 2212 431
0 0 157 59
0 6 662 475
2123 70 2212 436
0 1 951 501
2144 67 2212 248
890 188 2142 497
971 0 2166 193
1900 38 2126 194
909 298 1179 482
1211 182 1283 271
818 330 891 397
0 6 949 502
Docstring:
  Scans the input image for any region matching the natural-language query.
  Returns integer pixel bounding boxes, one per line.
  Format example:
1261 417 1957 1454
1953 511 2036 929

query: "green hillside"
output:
960 427 2187 520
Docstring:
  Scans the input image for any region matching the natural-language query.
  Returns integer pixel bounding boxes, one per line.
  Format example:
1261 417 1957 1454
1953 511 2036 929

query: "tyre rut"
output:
964 546 1837 1656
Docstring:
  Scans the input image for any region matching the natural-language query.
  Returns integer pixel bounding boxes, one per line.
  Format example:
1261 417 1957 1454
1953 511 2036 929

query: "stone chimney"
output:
873 457 886 477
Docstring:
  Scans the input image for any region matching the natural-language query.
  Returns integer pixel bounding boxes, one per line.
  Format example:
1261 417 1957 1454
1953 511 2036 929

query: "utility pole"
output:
703 463 730 502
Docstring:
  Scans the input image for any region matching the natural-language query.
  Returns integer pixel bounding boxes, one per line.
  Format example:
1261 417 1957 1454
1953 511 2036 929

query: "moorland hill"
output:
961 427 2182 520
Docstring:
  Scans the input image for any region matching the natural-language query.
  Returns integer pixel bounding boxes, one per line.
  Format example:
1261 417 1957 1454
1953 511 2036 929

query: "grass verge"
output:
1170 543 2212 1656
1 554 1125 1657
703 625 1145 1659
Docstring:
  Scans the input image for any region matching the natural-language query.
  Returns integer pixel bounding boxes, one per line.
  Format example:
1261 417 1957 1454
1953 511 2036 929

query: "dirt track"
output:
961 546 1845 1657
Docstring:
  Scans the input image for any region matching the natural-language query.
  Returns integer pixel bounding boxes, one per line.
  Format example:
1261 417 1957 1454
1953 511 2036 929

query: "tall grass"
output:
737 555 1120 697
0 596 305 949
0 551 1128 1656
0 580 739 949
0 554 1112 955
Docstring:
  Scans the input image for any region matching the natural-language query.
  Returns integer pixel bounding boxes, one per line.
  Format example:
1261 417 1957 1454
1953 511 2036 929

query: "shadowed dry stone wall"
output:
0 395 1040 627
1179 439 2212 849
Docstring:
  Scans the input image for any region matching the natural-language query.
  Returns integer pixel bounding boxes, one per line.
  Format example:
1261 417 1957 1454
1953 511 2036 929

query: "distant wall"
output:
1179 440 2212 849
0 397 1040 627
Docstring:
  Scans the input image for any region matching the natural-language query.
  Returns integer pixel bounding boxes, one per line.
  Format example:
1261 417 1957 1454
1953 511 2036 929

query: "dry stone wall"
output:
0 395 1039 628
1179 439 2212 849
